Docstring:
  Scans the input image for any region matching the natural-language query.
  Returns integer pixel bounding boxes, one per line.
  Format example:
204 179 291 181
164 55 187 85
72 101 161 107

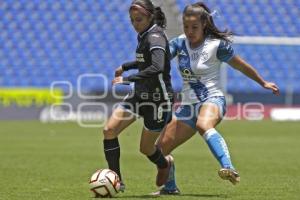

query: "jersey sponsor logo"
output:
181 68 200 83
182 68 192 76
136 53 145 62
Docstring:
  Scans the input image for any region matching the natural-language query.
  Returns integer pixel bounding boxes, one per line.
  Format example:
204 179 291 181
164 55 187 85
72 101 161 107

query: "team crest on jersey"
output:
190 50 209 62
199 51 209 62
191 52 199 61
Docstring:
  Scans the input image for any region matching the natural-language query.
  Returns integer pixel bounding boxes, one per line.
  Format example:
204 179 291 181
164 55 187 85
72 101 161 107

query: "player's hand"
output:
112 76 124 85
263 81 280 96
115 66 124 77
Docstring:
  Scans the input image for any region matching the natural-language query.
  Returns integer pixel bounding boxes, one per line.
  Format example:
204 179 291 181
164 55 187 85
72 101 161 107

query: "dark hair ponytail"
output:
183 2 233 41
130 0 167 28
154 6 167 28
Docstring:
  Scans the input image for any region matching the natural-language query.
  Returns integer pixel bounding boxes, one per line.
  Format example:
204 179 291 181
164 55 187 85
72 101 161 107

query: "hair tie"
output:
209 9 221 18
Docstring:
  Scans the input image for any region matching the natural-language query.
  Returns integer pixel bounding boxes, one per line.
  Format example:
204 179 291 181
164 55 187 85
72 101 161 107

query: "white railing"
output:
221 36 300 105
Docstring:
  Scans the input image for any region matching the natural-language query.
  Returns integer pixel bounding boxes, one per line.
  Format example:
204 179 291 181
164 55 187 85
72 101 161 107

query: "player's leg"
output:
140 127 174 186
158 103 200 155
158 117 196 155
139 127 164 158
153 105 197 195
103 106 136 183
196 97 240 184
152 117 195 195
139 101 174 187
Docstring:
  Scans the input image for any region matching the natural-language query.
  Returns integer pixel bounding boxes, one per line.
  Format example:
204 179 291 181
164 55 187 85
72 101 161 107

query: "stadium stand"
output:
0 0 299 93
0 0 137 92
176 0 300 37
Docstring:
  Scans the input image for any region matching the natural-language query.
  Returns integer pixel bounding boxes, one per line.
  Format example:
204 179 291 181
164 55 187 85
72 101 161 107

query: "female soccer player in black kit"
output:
102 0 174 191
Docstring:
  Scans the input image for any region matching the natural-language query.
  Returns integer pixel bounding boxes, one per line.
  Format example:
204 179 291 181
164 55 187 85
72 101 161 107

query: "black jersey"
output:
122 24 173 101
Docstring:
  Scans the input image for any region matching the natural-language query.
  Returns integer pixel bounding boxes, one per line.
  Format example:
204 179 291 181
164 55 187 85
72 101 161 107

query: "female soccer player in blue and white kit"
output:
154 2 280 195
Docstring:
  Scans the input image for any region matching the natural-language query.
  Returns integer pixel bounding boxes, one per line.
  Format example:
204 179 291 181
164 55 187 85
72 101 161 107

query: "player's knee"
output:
196 122 211 135
103 127 117 139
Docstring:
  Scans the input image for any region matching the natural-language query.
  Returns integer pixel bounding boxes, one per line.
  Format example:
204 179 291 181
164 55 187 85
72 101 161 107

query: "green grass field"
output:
0 120 299 200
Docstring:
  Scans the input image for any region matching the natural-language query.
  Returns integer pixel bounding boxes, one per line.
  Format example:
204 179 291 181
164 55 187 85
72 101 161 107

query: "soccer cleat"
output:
156 155 173 187
119 182 126 192
218 168 240 185
150 187 180 196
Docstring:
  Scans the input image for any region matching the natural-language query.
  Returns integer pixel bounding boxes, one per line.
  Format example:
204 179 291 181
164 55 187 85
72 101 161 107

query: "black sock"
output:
147 147 168 169
103 138 122 180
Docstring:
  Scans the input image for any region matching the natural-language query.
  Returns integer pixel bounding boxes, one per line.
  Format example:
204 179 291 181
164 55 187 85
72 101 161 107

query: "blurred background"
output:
0 0 299 122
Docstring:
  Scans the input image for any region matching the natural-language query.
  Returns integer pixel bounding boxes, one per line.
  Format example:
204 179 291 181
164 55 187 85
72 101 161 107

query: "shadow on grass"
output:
178 194 227 198
115 193 227 199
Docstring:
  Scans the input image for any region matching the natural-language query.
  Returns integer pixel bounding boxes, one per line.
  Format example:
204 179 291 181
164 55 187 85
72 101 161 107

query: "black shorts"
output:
119 94 173 132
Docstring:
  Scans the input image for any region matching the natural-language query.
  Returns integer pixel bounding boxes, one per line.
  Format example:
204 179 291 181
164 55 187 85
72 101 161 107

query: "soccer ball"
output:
89 169 121 198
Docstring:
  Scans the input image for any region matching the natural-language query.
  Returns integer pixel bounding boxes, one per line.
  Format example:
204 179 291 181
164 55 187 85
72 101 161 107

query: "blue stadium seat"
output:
228 44 300 93
0 0 299 94
0 0 136 91
176 0 299 37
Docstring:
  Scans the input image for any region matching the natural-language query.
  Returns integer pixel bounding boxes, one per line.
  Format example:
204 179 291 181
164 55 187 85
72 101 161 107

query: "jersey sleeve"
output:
121 61 138 71
169 37 179 59
216 40 235 63
123 48 165 82
148 33 167 52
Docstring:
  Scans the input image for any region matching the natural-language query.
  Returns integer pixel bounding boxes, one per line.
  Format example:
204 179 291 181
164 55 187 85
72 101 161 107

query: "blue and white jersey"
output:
170 34 234 104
